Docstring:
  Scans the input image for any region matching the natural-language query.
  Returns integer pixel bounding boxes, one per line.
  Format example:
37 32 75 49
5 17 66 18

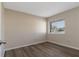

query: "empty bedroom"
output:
0 2 79 57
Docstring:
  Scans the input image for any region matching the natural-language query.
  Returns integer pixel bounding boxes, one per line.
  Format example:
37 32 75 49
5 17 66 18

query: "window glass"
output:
50 20 65 33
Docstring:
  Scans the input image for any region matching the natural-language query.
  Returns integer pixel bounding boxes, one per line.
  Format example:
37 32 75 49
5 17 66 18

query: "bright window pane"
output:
50 20 65 32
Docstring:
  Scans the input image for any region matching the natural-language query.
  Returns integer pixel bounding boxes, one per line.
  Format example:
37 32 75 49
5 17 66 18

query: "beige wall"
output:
47 7 79 50
0 3 1 41
0 2 5 56
5 9 46 50
0 2 2 57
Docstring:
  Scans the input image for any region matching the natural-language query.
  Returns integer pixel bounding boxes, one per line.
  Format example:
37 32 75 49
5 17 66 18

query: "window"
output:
49 20 65 34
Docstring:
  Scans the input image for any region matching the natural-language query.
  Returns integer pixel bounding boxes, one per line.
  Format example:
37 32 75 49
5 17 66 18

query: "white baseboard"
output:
6 40 79 51
6 40 46 51
48 40 79 50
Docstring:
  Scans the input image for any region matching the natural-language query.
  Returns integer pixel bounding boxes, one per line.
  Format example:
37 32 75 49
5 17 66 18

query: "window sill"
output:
48 32 65 34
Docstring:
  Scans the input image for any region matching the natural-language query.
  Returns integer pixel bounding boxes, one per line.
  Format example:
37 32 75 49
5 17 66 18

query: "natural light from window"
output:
50 20 65 34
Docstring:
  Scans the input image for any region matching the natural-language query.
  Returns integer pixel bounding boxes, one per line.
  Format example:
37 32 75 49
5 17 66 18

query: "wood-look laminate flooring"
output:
5 42 79 57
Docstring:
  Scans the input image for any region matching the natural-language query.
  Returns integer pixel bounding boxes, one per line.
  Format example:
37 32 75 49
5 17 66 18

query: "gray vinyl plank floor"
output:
5 42 79 57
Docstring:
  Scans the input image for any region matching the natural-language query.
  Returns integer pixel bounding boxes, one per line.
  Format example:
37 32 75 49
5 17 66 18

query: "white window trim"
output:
48 19 65 34
49 32 65 34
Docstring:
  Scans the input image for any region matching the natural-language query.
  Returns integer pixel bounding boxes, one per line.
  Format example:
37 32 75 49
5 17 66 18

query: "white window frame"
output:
48 19 65 34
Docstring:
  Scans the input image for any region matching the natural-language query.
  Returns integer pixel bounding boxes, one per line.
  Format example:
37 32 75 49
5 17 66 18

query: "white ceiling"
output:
3 2 79 18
